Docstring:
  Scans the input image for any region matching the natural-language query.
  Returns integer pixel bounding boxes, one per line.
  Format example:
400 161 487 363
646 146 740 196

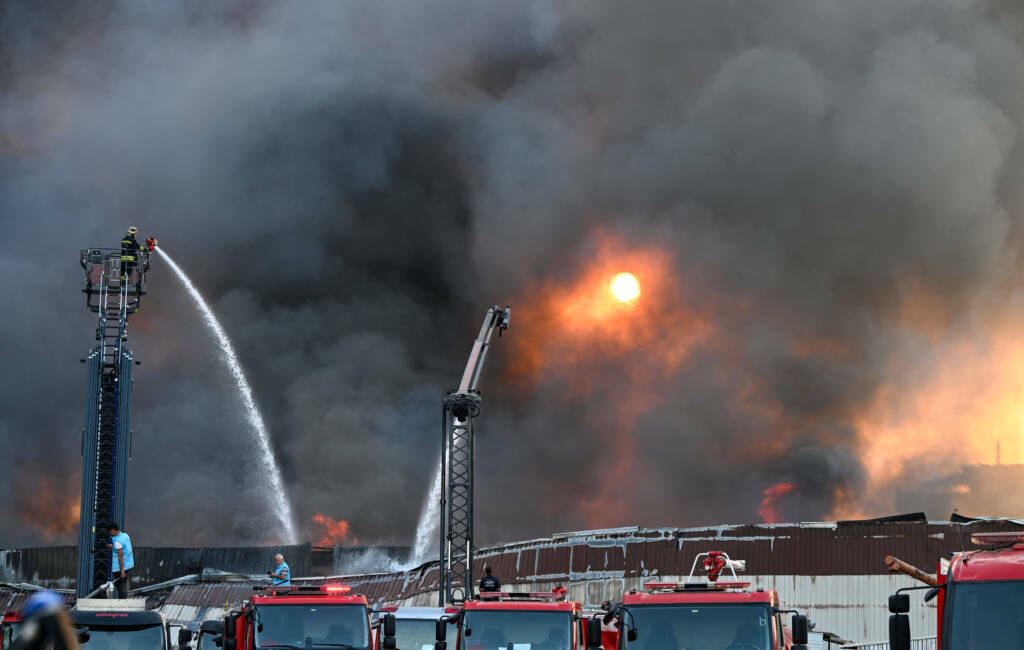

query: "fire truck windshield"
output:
460 611 571 650
78 625 166 650
626 605 771 650
947 580 1024 649
2 622 22 650
395 620 438 650
255 605 370 650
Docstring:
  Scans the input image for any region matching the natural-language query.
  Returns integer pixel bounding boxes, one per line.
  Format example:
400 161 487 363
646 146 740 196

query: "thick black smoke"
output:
2 0 1024 547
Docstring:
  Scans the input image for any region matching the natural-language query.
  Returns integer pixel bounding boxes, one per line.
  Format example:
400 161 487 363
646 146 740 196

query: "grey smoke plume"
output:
2 0 1024 547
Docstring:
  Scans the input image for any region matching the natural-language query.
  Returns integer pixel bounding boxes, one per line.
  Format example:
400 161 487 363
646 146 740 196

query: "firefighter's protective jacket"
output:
121 233 141 261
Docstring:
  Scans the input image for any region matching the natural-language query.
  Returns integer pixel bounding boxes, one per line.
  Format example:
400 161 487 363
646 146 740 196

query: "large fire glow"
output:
311 513 358 547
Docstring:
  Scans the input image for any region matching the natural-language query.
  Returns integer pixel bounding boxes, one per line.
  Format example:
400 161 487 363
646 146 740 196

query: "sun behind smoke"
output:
610 272 641 303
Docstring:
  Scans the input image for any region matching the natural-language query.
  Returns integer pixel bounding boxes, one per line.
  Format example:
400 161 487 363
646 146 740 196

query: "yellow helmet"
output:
127 226 138 235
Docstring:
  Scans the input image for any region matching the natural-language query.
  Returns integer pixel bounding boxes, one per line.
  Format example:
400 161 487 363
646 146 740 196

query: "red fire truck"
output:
604 551 809 650
222 585 381 650
887 531 1024 649
435 588 609 650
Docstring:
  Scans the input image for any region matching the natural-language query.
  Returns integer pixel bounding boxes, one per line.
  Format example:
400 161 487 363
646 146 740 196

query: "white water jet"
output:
156 248 298 543
409 462 442 567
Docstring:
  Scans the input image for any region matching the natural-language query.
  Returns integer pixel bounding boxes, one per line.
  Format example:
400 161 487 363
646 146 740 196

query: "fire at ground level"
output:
4 515 1022 646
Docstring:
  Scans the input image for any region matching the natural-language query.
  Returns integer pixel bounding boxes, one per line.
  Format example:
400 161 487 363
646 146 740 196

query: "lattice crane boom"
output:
439 305 509 605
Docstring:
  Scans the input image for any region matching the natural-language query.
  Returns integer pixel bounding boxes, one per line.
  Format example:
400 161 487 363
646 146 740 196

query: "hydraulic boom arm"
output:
440 305 510 605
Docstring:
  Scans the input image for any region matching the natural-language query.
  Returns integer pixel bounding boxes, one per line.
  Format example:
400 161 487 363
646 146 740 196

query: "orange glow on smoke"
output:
758 483 796 524
845 324 1024 514
508 231 713 526
610 273 641 303
16 469 80 541
311 513 358 547
508 232 710 387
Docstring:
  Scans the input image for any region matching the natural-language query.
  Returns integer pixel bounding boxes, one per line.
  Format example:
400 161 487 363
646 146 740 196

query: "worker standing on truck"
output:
106 522 134 598
479 566 500 595
268 554 290 586
120 227 141 282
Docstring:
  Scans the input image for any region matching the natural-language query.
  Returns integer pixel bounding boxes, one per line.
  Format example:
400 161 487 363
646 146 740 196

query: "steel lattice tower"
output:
76 247 151 599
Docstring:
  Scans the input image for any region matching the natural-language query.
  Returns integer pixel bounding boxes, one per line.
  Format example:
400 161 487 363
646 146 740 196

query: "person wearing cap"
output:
105 522 134 598
120 227 141 282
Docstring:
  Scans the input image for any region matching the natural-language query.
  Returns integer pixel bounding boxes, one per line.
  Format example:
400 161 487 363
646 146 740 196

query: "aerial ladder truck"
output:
75 242 153 599
438 305 511 605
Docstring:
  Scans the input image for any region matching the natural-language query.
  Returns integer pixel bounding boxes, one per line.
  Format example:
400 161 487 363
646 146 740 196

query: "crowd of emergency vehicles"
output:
5 533 1024 650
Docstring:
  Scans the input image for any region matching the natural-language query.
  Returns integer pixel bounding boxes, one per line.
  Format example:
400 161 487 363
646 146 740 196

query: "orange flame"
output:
311 513 358 547
758 482 796 524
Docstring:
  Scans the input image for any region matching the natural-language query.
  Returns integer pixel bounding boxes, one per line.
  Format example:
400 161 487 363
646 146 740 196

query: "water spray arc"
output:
437 305 510 605
155 248 297 543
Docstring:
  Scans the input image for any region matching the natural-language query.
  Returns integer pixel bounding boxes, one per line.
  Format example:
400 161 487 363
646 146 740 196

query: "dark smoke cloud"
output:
2 0 1024 548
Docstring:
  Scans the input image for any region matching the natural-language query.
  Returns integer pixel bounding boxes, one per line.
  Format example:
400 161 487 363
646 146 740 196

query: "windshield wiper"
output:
315 645 362 649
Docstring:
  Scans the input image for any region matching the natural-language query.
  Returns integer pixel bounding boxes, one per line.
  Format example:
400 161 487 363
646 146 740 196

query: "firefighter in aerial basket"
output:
120 227 141 283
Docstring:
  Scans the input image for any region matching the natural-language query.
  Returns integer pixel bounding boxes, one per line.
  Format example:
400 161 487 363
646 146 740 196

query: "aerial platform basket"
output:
80 247 150 313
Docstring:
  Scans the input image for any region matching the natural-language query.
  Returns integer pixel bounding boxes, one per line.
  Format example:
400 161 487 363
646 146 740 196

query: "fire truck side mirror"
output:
889 614 911 650
223 614 238 650
888 594 910 614
435 619 447 643
75 627 91 643
790 615 808 645
586 618 603 650
381 614 397 650
179 629 194 646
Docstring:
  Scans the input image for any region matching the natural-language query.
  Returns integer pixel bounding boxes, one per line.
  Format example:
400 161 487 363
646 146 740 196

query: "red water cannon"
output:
703 551 727 583
145 237 158 251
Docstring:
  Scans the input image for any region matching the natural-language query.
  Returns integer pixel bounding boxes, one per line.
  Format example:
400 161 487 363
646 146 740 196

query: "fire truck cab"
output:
223 585 373 650
1 611 21 650
375 607 451 650
71 599 174 650
606 552 809 650
888 532 1024 650
436 588 607 650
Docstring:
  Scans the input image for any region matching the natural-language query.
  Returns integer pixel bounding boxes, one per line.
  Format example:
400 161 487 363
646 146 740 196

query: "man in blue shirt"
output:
105 522 134 598
268 554 290 586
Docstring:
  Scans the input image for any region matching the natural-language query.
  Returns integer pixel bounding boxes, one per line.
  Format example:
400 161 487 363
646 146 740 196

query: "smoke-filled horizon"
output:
2 0 1024 548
